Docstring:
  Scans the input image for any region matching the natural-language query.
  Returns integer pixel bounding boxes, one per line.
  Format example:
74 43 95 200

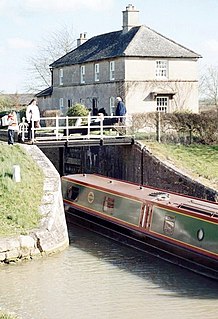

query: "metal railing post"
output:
100 116 104 138
66 116 69 141
87 113 91 138
21 117 26 142
55 114 59 139
31 118 34 141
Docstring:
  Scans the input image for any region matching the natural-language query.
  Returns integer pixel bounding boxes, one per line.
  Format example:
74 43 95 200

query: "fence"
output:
18 114 132 143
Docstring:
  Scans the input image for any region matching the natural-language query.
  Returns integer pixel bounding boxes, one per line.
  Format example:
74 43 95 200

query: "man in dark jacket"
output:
115 97 126 123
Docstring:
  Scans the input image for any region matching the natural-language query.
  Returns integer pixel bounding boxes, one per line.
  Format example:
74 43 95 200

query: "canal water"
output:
0 223 218 319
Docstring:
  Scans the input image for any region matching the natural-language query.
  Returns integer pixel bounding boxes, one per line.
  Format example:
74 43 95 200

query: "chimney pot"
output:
77 32 88 47
122 4 139 32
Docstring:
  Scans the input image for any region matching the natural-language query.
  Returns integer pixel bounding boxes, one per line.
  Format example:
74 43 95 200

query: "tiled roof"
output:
50 25 201 68
35 86 53 97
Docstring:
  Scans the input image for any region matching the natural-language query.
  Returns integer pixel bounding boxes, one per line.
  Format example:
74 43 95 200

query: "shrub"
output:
67 103 89 125
131 111 218 145
67 103 89 117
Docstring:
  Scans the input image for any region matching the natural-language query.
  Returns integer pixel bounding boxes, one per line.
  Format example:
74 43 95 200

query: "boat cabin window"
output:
178 204 215 216
67 186 80 201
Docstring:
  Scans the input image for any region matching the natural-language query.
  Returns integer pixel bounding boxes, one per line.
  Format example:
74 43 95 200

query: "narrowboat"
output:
61 174 218 280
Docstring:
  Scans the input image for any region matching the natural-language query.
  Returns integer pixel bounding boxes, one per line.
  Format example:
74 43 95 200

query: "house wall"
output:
50 56 199 115
53 58 125 87
52 82 118 115
37 96 53 113
125 81 199 113
125 58 198 81
51 58 125 115
124 57 199 113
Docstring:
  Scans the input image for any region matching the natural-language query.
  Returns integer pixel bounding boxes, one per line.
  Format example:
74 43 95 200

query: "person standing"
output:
26 99 40 141
115 97 126 123
7 111 18 145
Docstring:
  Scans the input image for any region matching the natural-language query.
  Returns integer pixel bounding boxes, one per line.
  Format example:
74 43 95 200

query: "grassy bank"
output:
0 313 19 319
143 142 218 190
0 142 44 236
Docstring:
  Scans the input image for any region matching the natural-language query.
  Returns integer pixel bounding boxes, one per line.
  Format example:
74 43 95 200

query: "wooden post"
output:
156 111 161 143
13 165 21 182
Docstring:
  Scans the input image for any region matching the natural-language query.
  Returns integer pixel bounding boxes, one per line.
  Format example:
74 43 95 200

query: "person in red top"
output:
7 111 18 145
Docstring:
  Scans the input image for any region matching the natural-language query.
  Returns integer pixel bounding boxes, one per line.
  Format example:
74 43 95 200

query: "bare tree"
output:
26 25 77 93
200 65 218 111
0 94 13 111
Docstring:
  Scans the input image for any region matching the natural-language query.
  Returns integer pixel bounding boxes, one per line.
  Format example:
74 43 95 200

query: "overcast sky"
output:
0 0 218 93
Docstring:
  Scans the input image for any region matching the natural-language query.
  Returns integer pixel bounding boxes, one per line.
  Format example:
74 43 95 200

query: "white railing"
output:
18 114 132 143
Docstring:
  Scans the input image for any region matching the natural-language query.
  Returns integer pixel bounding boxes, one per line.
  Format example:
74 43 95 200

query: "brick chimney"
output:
77 32 88 47
122 4 140 32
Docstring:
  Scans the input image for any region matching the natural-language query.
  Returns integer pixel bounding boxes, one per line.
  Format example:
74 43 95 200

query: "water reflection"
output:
68 224 218 299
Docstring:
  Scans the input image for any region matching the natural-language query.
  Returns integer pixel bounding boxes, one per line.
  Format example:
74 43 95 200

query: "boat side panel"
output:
62 179 143 227
150 206 218 256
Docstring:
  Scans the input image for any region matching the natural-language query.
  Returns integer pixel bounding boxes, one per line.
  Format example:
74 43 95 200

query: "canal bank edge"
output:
0 144 69 263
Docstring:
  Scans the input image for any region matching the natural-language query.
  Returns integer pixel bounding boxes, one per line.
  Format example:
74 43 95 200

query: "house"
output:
35 86 53 111
37 4 201 115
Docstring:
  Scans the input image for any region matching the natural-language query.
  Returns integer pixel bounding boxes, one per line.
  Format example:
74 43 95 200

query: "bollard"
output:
13 165 21 183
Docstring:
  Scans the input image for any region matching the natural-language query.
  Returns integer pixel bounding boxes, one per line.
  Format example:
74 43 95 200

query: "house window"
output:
59 98 64 113
68 99 72 108
59 68 63 85
156 60 168 78
109 97 116 115
156 97 168 112
94 63 99 81
109 61 115 81
80 65 85 83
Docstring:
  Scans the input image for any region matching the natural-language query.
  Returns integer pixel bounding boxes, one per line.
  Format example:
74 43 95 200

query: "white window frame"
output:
156 96 168 112
72 70 75 83
156 60 168 78
59 68 63 85
94 63 99 82
80 65 85 84
109 61 115 81
59 98 64 113
109 97 116 115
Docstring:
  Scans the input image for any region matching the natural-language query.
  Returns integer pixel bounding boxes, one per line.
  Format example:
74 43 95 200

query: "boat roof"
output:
63 174 218 217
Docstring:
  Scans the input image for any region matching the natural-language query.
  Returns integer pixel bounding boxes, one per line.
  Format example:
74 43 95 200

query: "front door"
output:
92 98 98 115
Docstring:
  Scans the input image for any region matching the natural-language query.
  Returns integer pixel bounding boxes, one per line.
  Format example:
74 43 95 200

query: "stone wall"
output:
141 144 217 201
61 141 217 202
0 145 69 263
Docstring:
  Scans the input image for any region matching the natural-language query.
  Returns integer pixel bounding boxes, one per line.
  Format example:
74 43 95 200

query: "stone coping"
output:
0 144 69 263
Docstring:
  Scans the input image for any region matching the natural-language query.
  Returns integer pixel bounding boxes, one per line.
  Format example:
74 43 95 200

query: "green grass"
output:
143 142 218 190
0 142 44 236
0 312 19 319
